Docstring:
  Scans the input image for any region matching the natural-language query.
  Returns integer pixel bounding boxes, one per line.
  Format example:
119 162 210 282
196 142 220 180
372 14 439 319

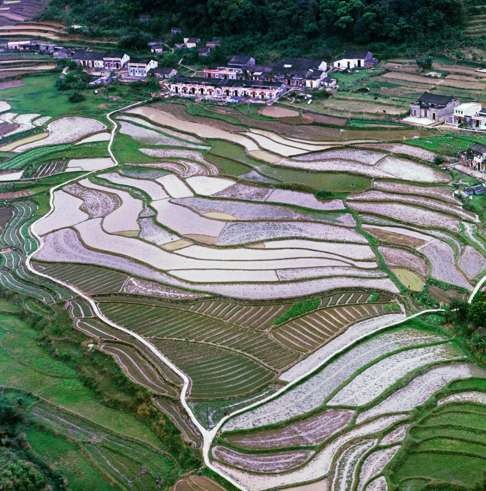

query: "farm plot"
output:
0 200 68 303
386 396 486 489
271 301 398 353
117 118 207 149
95 297 299 400
14 117 106 152
211 317 482 491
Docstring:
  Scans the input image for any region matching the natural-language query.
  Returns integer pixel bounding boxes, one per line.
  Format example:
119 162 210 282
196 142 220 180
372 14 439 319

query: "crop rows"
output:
186 300 290 330
34 262 129 295
272 302 394 353
23 158 68 179
0 200 68 302
1 143 71 170
151 338 275 399
96 299 299 371
210 319 479 490
100 340 181 398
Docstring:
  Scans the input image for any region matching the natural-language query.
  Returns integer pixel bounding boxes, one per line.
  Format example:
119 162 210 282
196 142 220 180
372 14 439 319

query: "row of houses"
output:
199 56 335 90
409 93 486 131
169 76 286 102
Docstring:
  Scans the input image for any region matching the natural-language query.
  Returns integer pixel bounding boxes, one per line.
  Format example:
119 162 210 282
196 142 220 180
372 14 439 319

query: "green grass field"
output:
407 132 486 156
0 74 151 121
0 306 160 447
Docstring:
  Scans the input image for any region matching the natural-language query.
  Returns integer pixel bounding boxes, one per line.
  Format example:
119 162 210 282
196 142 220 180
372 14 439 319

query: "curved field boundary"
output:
24 95 486 490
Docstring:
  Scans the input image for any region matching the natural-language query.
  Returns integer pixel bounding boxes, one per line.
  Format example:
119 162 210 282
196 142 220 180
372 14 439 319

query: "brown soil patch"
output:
260 106 299 118
429 285 466 304
0 190 32 200
0 206 13 231
173 476 226 491
365 226 427 248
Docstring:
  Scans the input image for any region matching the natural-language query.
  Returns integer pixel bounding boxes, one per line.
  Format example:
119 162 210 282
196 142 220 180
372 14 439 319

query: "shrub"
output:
68 92 86 103
274 297 321 326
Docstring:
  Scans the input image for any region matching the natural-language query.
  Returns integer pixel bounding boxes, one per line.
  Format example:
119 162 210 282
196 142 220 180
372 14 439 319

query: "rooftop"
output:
416 92 455 106
342 50 371 59
71 49 104 61
470 143 486 154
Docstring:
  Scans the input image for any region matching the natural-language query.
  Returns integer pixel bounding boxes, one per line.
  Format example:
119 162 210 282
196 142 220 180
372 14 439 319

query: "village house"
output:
332 50 377 71
409 93 459 124
126 59 158 79
7 39 39 51
206 39 221 50
201 66 243 80
148 41 165 55
171 27 183 36
198 47 212 57
248 65 274 82
169 76 286 102
71 50 105 72
154 67 177 80
227 55 256 69
103 52 130 71
453 102 486 131
270 58 328 89
184 37 201 49
459 143 486 173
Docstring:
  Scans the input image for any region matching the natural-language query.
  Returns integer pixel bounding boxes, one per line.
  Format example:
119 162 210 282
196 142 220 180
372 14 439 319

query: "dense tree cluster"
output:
446 292 486 363
43 0 466 56
0 394 62 490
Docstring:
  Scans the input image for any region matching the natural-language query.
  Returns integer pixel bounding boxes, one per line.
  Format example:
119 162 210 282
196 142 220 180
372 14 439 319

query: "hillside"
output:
40 0 475 59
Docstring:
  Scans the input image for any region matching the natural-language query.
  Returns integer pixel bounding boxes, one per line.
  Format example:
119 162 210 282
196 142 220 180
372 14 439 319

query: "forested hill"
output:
43 0 469 57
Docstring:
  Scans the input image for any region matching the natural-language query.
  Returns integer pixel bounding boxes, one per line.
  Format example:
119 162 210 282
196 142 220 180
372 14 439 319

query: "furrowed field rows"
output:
151 338 275 399
272 302 397 353
184 290 385 331
187 300 290 331
100 341 181 397
0 200 68 302
95 299 300 371
34 262 129 295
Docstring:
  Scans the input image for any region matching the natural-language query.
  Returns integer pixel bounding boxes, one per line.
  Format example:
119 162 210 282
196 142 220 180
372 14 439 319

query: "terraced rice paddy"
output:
1 93 484 491
212 317 484 490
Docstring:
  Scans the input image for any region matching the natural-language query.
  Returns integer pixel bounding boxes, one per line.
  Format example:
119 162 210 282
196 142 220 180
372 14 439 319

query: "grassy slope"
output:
0 73 151 120
0 307 160 447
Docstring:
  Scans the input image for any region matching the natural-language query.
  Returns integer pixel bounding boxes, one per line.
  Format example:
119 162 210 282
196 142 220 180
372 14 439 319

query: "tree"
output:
417 55 433 71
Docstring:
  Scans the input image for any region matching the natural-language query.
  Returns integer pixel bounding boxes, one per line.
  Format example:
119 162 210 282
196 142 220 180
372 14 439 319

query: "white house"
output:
333 50 377 71
148 41 164 54
127 59 158 79
103 52 130 71
453 102 486 131
183 37 200 49
7 40 37 51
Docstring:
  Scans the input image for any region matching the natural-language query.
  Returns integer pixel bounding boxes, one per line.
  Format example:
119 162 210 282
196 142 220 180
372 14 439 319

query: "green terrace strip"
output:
407 133 486 156
273 297 321 326
0 142 110 172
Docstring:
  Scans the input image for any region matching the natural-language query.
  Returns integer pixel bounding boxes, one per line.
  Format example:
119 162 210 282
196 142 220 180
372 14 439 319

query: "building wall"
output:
410 100 459 123
333 58 365 70
128 65 147 78
169 82 280 101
